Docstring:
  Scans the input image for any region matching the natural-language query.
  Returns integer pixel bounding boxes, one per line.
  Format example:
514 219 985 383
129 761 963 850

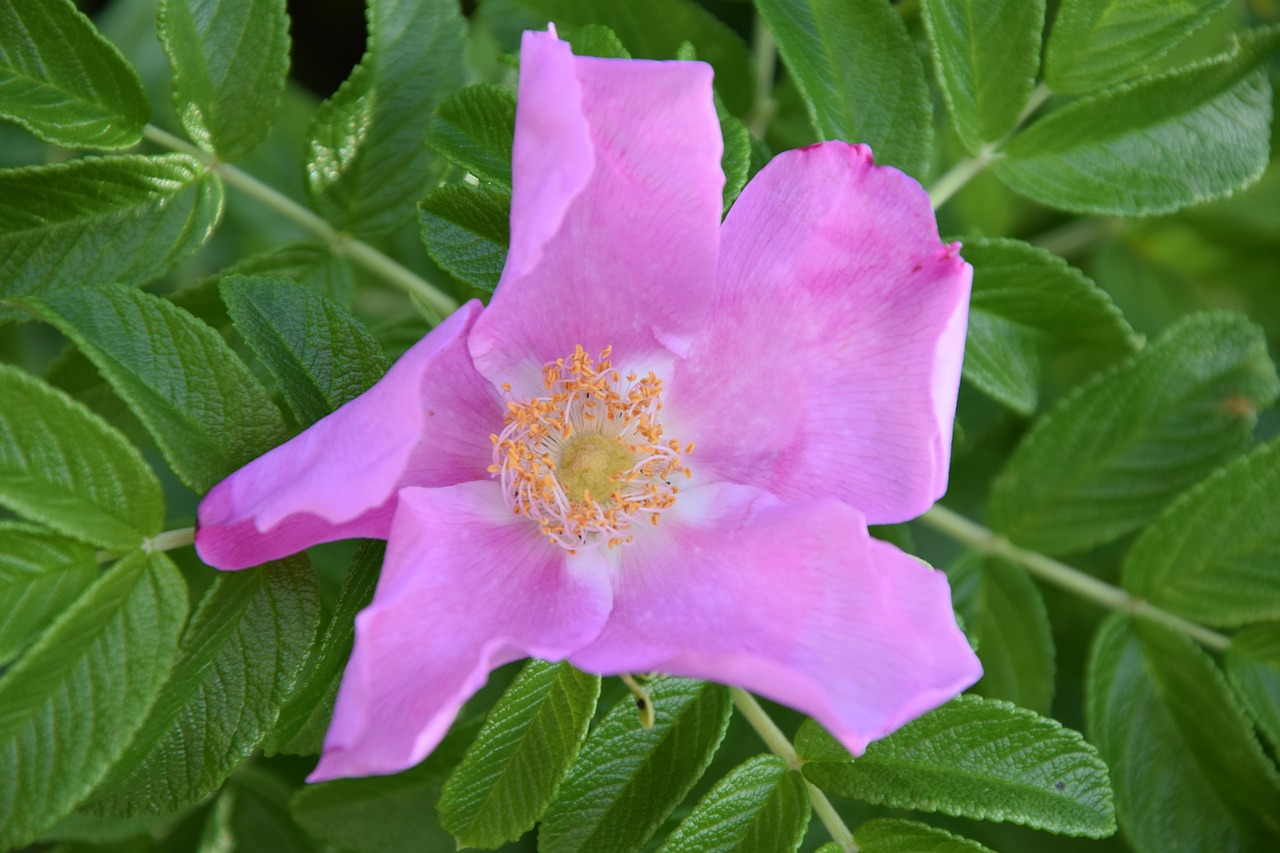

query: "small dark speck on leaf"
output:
1055 781 1066 791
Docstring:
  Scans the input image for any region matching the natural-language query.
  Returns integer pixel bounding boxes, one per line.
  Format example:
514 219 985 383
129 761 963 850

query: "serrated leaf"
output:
439 660 600 848
995 27 1279 216
853 818 998 853
0 0 149 149
1123 435 1280 626
561 22 632 58
539 676 732 853
158 0 289 160
920 0 1045 154
656 754 809 853
427 84 517 188
86 555 320 817
987 311 1279 555
946 552 1056 714
0 362 163 550
1225 623 1280 754
962 313 1042 415
754 0 931 177
1046 0 1231 94
0 522 97 664
1088 615 1280 851
418 181 511 293
221 275 389 427
718 100 750 214
0 550 187 848
0 154 224 323
798 695 1115 837
306 0 466 238
23 283 288 493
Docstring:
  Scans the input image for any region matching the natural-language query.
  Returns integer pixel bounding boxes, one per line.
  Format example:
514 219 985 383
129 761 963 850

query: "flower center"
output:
488 345 692 552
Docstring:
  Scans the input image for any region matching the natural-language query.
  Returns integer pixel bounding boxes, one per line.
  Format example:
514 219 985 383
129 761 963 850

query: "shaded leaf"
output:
0 522 97 665
418 182 511 294
854 818 997 853
427 83 517 188
1225 623 1280 754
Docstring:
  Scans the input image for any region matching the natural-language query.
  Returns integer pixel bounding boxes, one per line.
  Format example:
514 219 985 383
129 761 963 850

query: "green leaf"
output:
1123 435 1280 626
23 283 289 493
0 522 97 665
798 696 1115 837
438 660 599 848
754 0 932 177
920 0 1045 154
1045 0 1231 94
211 766 317 853
0 0 149 149
0 362 163 550
561 22 632 58
656 754 809 853
418 182 511 293
1225 623 1280 754
539 676 732 853
718 100 750 214
987 312 1279 555
427 84 517 188
86 555 320 817
306 0 466 238
853 818 998 853
158 0 289 160
0 155 224 323
945 552 1056 714
1088 615 1280 851
221 275 389 427
994 27 1279 216
0 551 187 849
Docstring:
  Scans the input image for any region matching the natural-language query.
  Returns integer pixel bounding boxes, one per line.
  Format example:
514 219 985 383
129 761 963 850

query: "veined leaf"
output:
23 283 288 494
987 312 1279 555
995 27 1279 216
1225 623 1280 754
427 84 517 188
561 22 632 58
0 0 148 149
1123 435 1280 626
853 818 998 853
418 182 511 294
0 362 163 551
0 522 97 665
539 677 732 853
438 660 600 848
656 754 810 853
0 154 223 323
0 551 187 848
1088 615 1280 851
158 0 290 161
718 97 750 214
754 0 932 177
798 696 1115 837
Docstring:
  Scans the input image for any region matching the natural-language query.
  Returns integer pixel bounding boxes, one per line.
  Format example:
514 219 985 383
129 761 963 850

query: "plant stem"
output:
920 505 1230 652
96 526 196 564
748 16 778 138
730 688 859 852
141 124 459 317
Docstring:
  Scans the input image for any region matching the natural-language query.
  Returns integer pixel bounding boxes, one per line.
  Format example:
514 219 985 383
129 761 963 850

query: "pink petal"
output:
569 483 981 756
196 301 503 570
666 142 971 524
310 482 613 781
468 29 724 388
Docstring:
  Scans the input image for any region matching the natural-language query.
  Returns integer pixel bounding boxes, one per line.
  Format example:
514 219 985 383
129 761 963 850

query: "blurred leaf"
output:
1045 0 1231 94
920 0 1046 154
995 27 1279 216
987 312 1279 555
561 22 632 58
0 362 163 550
0 0 149 149
24 284 289 493
656 754 809 853
439 660 599 848
1123 435 1280 626
539 677 732 853
754 0 932 177
1088 615 1280 851
172 243 358 324
0 551 187 849
427 83 517 188
418 182 511 293
221 275 389 427
158 0 289 160
853 818 998 853
0 155 223 323
798 696 1115 837
212 766 317 853
0 522 97 665
306 0 466 238
1225 623 1280 754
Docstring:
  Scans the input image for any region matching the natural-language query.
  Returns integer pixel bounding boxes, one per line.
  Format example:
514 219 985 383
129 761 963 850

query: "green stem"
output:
96 526 196 564
920 505 1231 652
141 124 459 318
730 688 859 852
748 17 778 138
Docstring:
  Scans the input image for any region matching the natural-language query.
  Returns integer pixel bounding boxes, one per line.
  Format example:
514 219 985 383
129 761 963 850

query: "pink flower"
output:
196 29 981 782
